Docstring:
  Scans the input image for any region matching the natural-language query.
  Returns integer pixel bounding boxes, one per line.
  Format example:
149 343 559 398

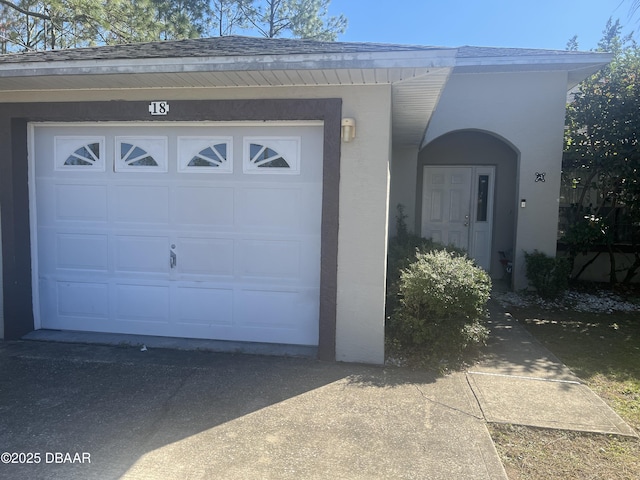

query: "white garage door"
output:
31 122 323 345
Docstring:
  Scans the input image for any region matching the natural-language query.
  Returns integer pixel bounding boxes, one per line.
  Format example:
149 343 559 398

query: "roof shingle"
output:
0 35 449 64
457 45 602 58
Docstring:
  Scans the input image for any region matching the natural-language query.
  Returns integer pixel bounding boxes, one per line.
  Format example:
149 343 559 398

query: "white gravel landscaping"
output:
492 289 640 314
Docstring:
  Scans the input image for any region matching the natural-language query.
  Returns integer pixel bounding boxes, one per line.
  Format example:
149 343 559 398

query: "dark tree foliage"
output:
0 0 347 52
562 19 640 283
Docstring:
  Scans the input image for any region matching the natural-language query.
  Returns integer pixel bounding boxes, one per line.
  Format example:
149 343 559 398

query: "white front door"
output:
31 122 323 346
421 166 494 270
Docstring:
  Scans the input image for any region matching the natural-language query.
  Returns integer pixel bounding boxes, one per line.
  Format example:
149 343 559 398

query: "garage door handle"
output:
170 250 177 269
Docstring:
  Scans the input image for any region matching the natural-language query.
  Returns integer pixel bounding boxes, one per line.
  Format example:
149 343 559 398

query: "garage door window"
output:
55 136 105 171
243 137 300 174
115 137 168 172
177 137 233 173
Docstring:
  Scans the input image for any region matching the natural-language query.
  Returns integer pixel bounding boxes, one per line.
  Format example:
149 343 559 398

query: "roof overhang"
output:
0 46 458 147
0 49 459 78
0 40 613 147
454 49 613 89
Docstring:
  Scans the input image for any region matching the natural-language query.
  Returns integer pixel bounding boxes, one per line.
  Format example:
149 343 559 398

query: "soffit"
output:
0 66 439 90
0 66 453 147
392 67 452 146
0 45 457 147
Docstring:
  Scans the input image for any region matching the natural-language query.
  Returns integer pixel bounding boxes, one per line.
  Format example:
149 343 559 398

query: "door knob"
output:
170 250 177 269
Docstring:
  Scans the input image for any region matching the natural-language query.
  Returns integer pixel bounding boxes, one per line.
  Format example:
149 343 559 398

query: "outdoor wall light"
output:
341 118 356 142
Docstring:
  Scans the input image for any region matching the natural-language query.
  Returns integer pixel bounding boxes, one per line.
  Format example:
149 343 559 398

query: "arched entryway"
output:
417 130 519 279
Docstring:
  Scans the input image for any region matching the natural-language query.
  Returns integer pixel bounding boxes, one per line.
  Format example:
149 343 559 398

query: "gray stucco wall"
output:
421 70 569 289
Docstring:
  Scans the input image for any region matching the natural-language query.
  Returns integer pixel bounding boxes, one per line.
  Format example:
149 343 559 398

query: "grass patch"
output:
489 424 640 480
488 302 640 479
517 308 640 431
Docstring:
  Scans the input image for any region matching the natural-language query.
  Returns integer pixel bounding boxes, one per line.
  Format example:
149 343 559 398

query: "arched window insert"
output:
189 145 227 167
115 137 168 172
65 143 100 166
177 137 233 173
120 143 157 166
54 136 105 171
249 144 290 168
243 137 300 174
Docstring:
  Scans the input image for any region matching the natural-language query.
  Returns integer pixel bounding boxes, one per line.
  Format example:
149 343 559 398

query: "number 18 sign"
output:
149 101 170 116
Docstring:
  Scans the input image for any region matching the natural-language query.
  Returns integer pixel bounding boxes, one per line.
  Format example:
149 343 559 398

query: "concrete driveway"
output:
0 340 506 480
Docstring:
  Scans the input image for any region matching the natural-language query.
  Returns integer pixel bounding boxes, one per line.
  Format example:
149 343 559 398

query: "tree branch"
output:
0 0 51 21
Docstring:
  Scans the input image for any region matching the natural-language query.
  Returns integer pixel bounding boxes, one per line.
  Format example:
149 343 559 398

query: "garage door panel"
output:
41 316 113 333
239 240 300 280
35 183 56 226
177 238 234 276
236 288 318 344
56 233 109 271
38 279 54 327
298 184 323 232
114 185 169 224
299 239 322 282
115 284 169 322
237 289 301 329
37 229 58 275
236 187 301 231
57 281 110 318
174 286 233 326
115 235 169 274
56 184 108 222
173 186 234 227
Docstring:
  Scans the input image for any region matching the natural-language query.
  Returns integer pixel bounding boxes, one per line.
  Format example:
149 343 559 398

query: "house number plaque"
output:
149 101 170 116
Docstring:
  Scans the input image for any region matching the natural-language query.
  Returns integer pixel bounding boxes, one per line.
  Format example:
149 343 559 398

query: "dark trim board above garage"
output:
0 98 341 361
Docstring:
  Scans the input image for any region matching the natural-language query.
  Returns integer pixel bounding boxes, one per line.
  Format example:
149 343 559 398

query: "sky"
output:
328 0 637 51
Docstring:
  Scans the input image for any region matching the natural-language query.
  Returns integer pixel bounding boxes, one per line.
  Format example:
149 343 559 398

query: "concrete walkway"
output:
468 300 638 437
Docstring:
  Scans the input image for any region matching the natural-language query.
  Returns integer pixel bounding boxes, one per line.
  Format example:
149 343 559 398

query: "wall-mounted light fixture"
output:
341 118 356 143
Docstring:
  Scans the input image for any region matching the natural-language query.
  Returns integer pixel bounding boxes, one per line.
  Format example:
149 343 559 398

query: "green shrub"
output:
388 250 491 364
386 205 467 314
523 250 571 300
